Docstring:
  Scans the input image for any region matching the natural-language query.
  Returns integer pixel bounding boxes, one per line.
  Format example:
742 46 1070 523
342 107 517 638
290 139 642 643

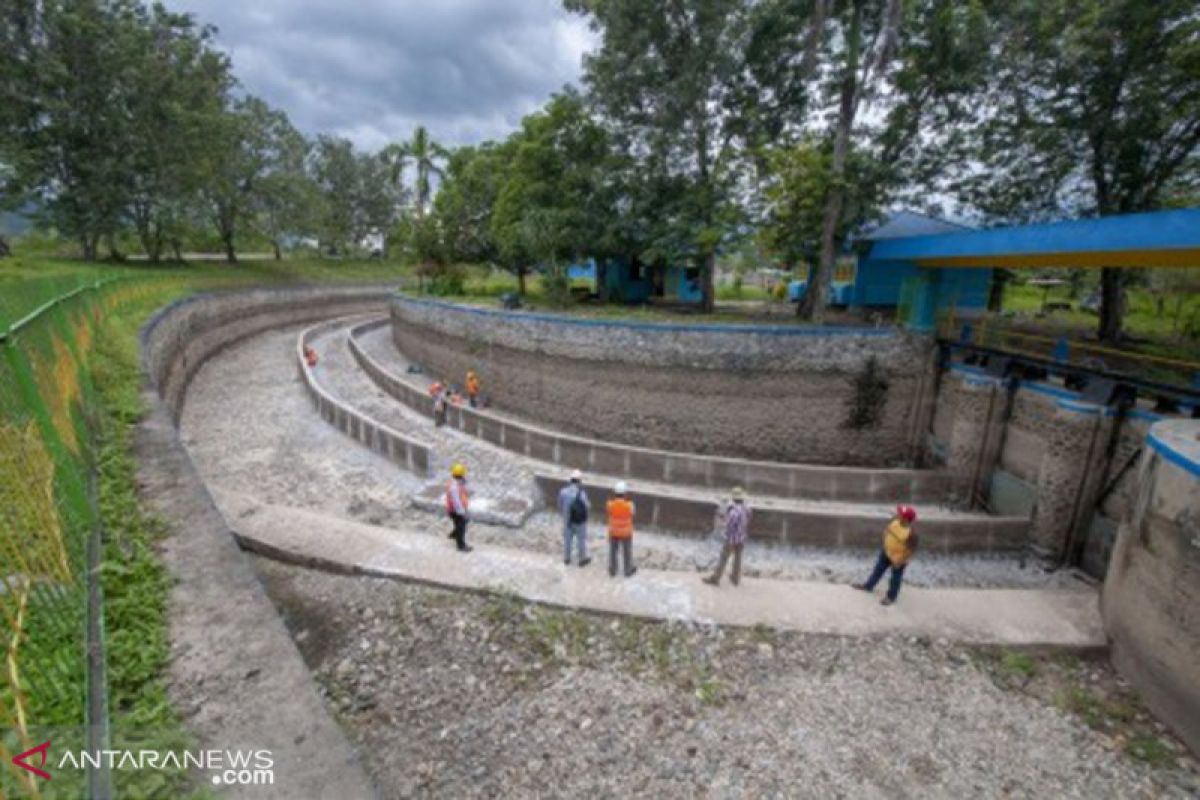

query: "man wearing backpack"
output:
557 469 592 567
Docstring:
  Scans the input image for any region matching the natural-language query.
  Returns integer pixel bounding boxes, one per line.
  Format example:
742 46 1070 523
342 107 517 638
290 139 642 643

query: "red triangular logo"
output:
12 740 51 780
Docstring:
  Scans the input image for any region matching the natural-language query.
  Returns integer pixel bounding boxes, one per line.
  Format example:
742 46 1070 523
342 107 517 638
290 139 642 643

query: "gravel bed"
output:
256 559 1199 799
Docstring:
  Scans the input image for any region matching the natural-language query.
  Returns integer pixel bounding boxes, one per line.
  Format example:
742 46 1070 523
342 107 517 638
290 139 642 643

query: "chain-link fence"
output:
0 275 185 799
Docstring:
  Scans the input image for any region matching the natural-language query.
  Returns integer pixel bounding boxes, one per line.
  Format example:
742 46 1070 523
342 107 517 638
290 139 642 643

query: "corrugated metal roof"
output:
860 210 972 241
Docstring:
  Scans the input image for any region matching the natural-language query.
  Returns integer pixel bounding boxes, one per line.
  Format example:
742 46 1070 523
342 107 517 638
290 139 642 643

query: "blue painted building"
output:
599 258 703 304
852 212 990 311
872 207 1200 330
787 211 992 313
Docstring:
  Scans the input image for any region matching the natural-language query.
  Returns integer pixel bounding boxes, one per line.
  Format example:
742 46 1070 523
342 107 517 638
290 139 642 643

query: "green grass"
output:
0 253 424 796
1125 734 1177 768
998 650 1039 681
92 284 213 799
1001 281 1200 356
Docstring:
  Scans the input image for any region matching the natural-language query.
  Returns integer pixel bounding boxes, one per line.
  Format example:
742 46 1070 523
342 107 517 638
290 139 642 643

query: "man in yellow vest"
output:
444 463 472 552
606 482 637 578
852 505 918 605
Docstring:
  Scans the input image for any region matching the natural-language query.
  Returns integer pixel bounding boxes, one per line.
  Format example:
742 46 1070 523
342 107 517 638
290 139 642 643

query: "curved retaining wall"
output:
390 296 934 467
143 285 397 422
347 318 1028 554
135 285 395 796
352 318 964 504
298 318 431 477
1101 419 1200 755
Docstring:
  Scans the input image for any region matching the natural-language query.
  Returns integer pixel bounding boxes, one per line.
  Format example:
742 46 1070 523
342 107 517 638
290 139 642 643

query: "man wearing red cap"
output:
853 505 919 605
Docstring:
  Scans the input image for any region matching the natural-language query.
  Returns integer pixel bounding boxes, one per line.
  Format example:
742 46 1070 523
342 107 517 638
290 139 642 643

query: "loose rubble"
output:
256 559 1199 799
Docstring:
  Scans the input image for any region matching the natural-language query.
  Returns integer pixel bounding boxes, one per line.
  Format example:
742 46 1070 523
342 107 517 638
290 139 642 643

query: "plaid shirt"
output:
718 502 751 546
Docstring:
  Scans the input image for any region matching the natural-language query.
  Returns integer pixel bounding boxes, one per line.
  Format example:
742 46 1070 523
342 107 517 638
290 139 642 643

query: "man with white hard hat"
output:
606 481 637 578
557 469 592 567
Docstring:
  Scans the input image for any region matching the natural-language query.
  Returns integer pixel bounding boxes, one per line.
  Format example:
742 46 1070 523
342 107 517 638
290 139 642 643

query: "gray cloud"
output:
163 0 596 151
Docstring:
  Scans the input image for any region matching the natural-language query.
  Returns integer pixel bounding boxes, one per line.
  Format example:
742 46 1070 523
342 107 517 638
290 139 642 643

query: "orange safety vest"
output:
445 479 469 515
466 374 480 397
607 497 634 539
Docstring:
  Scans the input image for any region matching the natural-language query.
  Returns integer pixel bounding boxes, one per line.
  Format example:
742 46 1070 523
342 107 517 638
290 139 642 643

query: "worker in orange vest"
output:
606 481 637 578
444 463 472 552
852 505 918 605
466 370 481 407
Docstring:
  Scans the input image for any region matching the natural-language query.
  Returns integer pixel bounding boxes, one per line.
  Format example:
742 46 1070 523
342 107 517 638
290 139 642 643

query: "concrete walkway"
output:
221 493 1105 648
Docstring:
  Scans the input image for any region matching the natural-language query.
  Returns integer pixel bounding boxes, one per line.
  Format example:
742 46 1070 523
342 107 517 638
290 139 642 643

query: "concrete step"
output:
347 317 969 505
532 472 1029 556
223 495 1103 648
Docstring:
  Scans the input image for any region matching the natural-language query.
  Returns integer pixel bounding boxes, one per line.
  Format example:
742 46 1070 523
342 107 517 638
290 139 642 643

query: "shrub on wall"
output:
427 264 467 296
844 355 889 430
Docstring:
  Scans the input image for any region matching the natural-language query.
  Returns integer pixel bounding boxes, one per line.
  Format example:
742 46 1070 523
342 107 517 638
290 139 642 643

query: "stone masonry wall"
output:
142 285 394 422
1102 420 1200 756
389 296 935 467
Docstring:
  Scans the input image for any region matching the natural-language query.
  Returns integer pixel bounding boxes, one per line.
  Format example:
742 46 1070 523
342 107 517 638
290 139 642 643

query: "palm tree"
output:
382 126 449 217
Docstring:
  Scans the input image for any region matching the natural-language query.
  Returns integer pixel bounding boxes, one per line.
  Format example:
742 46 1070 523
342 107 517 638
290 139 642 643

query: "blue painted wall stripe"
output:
395 295 900 338
1147 433 1200 479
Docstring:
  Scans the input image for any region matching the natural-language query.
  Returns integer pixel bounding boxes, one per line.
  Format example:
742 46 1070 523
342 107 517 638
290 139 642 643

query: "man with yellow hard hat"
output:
445 462 472 552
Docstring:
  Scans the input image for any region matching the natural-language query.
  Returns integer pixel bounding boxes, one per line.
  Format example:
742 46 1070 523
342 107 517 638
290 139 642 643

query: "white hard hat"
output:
570 469 583 481
614 481 628 495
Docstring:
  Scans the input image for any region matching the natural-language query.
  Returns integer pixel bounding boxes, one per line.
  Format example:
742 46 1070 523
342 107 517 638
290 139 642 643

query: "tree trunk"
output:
597 258 609 303
799 1 859 323
987 269 1007 312
517 266 527 296
81 233 98 261
701 251 716 313
223 232 238 264
105 234 126 263
1098 267 1123 343
273 240 282 261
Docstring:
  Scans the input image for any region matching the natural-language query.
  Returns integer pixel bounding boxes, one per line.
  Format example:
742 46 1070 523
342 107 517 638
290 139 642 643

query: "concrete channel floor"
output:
221 493 1105 648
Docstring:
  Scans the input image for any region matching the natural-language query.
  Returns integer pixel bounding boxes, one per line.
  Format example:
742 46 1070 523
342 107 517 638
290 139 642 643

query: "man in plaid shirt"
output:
703 487 751 587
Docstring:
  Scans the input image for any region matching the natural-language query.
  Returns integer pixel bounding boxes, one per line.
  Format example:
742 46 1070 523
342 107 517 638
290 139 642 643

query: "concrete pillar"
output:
905 344 942 467
1028 399 1114 560
944 371 1008 503
1102 419 1200 756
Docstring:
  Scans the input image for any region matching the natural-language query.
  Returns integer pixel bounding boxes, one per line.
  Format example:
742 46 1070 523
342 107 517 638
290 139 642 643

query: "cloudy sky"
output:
163 0 597 152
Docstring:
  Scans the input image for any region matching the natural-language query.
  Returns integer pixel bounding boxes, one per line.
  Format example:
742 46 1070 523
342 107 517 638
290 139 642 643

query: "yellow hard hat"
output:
451 463 467 478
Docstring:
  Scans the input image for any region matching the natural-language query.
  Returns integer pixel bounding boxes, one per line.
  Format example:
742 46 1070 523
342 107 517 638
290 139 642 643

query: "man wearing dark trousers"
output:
445 462 473 552
853 505 918 605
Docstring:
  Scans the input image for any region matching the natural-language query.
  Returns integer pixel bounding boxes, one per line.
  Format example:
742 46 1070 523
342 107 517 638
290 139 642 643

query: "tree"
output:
491 93 612 299
567 0 767 312
793 0 906 322
203 96 299 263
757 136 884 275
433 143 508 266
2 0 162 258
947 0 1200 342
125 5 230 262
253 127 316 260
382 125 448 218
309 136 359 254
